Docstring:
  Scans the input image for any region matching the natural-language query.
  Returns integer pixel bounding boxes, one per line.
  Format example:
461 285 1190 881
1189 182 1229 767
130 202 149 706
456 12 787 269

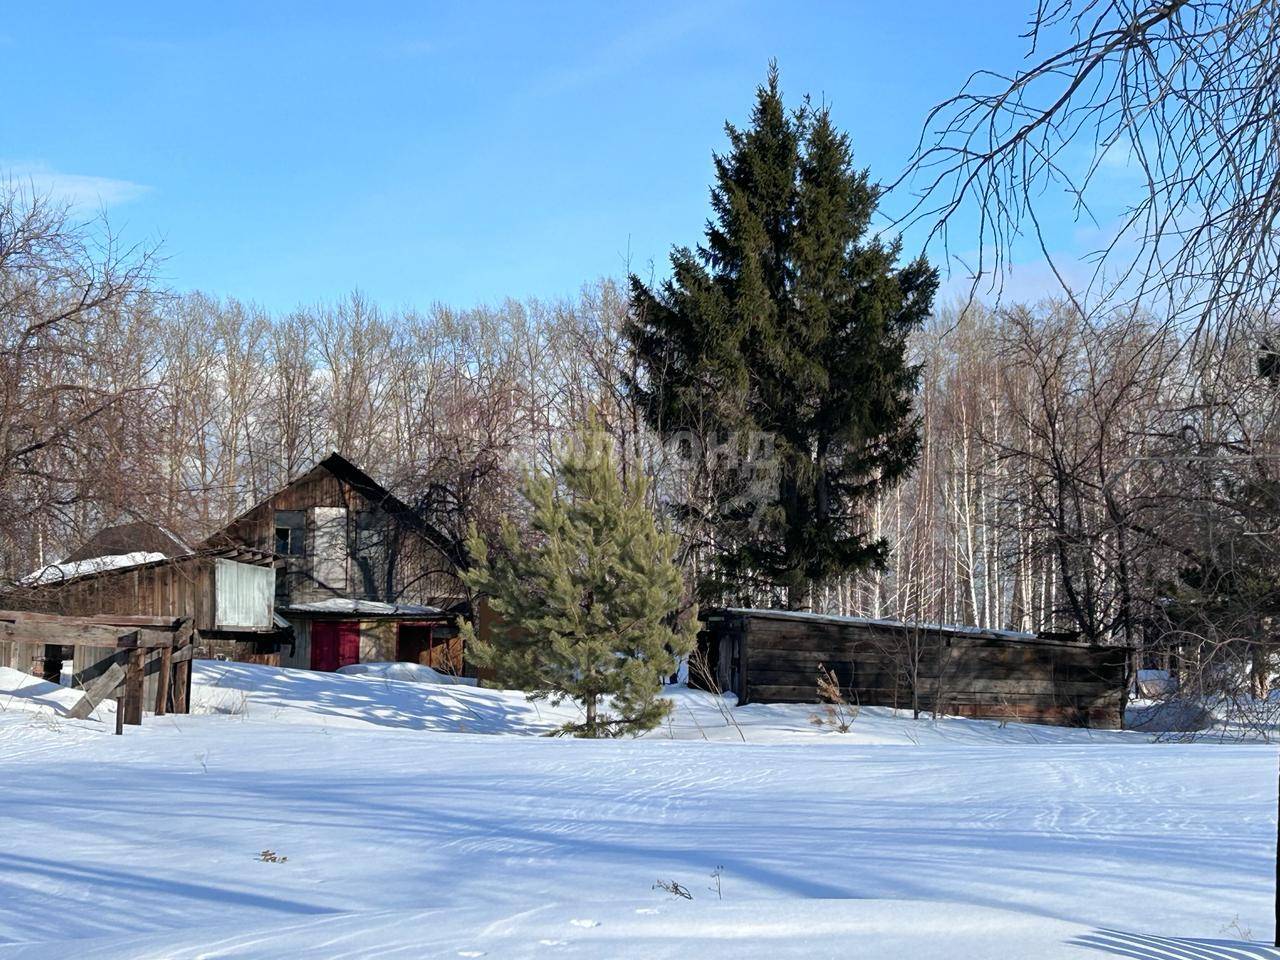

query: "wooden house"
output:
202 452 466 674
696 608 1132 728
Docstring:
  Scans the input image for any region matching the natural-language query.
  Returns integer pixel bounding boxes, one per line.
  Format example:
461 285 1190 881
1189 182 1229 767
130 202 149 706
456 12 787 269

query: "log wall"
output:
696 610 1131 728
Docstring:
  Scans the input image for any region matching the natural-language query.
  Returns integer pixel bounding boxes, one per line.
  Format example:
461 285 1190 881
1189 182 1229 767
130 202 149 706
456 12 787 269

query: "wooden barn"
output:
695 608 1132 728
202 452 467 674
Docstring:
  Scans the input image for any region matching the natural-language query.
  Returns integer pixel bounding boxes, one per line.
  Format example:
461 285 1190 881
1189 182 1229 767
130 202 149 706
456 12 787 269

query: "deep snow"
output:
0 661 1275 958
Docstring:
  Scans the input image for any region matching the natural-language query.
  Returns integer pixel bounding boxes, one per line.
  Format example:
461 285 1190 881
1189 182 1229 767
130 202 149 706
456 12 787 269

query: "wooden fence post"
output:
170 641 193 715
124 649 144 725
155 646 172 716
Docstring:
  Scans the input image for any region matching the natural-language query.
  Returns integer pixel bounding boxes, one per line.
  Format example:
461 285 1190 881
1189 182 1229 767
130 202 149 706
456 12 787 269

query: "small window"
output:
274 509 306 555
275 525 303 556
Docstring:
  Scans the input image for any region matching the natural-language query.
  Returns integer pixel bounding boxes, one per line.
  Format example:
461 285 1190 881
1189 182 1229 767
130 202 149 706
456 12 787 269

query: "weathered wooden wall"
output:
278 618 461 672
697 611 1131 728
29 556 220 629
15 556 277 633
197 632 284 666
282 618 311 669
219 469 461 608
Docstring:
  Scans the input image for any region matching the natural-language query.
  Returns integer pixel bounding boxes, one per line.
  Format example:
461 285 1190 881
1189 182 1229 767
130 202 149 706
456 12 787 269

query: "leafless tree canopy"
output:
0 182 640 586
0 182 160 574
895 1 1280 332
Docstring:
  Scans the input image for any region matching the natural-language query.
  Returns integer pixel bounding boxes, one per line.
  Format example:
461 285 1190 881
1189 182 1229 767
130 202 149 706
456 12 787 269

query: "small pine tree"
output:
460 425 696 737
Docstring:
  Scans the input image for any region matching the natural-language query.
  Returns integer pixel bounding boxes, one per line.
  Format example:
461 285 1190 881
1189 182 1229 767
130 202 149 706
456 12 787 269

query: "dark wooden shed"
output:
695 608 1131 728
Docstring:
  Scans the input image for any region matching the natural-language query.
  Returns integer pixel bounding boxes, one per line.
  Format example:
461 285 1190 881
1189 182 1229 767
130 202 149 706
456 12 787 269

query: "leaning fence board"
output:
67 663 126 721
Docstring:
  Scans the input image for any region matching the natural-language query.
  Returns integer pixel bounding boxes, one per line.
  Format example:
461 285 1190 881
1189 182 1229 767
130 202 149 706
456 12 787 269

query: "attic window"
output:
275 525 303 556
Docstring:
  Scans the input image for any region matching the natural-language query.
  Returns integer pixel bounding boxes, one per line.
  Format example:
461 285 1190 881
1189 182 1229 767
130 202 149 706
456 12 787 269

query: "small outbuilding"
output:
8 546 290 666
695 608 1131 728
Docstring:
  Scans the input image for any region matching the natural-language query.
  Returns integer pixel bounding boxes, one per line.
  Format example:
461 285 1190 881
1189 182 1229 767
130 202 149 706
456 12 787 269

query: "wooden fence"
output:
0 611 195 733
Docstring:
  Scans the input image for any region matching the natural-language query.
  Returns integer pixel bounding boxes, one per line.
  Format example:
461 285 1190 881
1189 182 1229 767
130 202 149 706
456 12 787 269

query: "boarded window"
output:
310 506 348 592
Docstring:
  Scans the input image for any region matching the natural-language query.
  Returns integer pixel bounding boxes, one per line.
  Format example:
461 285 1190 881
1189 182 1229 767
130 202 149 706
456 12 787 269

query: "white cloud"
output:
3 163 150 209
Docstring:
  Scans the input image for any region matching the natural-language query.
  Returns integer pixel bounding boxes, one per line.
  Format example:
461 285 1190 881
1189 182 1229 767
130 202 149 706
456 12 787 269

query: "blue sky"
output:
5 2 1062 312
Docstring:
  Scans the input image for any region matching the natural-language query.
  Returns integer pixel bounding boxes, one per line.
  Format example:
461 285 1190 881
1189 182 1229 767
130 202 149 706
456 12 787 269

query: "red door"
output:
311 621 361 671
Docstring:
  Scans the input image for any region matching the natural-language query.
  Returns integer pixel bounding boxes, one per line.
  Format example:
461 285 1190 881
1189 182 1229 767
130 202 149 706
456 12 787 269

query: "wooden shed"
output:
9 547 290 665
695 608 1131 728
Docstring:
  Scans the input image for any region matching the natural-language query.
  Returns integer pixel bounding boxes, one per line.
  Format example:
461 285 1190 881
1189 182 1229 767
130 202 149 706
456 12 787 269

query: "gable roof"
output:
204 452 464 568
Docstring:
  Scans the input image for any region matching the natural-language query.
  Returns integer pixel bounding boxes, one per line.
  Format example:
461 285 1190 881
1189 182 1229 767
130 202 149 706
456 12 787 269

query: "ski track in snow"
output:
0 661 1275 958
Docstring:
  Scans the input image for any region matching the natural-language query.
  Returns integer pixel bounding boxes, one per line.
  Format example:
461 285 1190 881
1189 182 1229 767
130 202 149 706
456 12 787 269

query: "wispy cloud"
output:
3 163 151 209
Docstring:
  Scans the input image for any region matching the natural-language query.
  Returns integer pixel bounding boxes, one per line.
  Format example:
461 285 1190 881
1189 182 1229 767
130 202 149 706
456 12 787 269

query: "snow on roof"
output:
720 607 1041 642
280 598 446 617
21 551 168 587
62 521 190 564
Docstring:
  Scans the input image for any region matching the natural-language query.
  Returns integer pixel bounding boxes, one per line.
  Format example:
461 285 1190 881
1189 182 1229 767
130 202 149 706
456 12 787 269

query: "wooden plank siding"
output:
3 552 287 671
696 610 1131 729
213 467 462 610
20 555 222 630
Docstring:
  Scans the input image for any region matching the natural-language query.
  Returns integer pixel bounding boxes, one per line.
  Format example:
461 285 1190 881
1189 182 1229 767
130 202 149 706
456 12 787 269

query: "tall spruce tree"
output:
628 64 937 607
460 425 696 737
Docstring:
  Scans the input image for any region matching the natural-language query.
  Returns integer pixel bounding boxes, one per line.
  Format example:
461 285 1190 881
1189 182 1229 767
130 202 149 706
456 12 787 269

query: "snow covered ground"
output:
0 662 1276 958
